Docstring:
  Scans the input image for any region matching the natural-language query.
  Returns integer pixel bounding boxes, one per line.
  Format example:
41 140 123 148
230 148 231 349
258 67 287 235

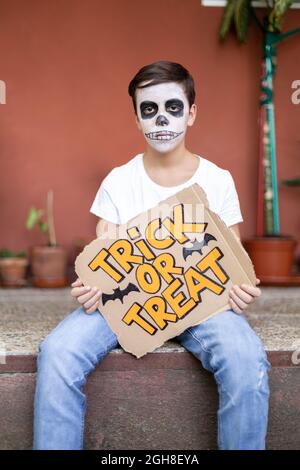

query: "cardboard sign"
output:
75 184 256 358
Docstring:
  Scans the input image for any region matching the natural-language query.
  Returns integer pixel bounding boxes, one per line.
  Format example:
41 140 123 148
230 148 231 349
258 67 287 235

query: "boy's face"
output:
135 81 195 153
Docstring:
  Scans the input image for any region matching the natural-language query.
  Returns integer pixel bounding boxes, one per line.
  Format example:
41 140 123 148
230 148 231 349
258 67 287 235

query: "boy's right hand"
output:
71 278 102 314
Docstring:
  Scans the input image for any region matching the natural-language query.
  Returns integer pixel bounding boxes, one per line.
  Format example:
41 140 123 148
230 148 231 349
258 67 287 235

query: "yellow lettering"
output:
163 204 206 244
88 249 123 282
162 278 196 319
145 219 175 250
184 266 224 302
144 297 177 330
152 253 183 284
197 247 229 284
136 264 161 294
122 302 157 335
134 239 156 261
109 239 143 273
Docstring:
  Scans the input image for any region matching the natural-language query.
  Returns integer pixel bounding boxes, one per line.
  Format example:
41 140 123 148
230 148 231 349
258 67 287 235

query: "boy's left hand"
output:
229 278 262 314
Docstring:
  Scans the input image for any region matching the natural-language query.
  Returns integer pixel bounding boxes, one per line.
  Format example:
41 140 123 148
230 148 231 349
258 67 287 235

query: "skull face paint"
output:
136 82 191 153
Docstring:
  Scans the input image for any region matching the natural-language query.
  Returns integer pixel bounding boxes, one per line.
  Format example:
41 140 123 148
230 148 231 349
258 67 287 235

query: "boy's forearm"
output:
96 218 106 237
229 223 241 241
96 218 116 238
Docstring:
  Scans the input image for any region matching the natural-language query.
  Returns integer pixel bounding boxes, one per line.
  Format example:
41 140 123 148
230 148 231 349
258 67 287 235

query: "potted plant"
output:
26 190 67 287
0 248 28 287
219 0 300 283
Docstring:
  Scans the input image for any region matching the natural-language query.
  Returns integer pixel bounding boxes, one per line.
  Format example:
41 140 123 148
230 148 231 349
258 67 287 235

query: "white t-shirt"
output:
90 153 244 227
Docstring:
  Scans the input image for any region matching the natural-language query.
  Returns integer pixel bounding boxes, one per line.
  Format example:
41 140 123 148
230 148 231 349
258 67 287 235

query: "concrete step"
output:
0 287 299 450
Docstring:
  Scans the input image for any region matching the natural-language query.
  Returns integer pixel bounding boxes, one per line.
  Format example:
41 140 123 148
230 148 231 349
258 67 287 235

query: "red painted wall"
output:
0 0 299 264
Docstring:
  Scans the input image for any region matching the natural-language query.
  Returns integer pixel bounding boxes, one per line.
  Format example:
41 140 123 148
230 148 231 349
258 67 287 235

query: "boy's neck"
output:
143 142 196 169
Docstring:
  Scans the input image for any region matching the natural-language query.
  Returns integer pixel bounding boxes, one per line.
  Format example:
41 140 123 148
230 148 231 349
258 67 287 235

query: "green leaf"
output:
219 0 236 41
26 207 44 230
39 221 49 233
0 248 25 258
268 0 293 32
234 0 251 43
0 248 13 258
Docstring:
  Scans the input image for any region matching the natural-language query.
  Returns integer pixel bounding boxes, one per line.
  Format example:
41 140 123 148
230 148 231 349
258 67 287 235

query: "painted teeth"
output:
145 131 182 140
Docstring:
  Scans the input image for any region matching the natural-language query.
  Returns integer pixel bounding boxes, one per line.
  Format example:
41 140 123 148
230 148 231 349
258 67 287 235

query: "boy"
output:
33 61 271 450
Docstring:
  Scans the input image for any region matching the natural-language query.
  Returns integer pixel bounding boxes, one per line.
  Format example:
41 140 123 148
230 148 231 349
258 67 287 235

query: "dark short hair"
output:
128 60 196 115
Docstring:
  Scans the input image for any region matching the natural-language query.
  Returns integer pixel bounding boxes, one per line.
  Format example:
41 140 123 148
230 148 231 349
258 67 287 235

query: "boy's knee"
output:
38 329 67 366
36 322 91 386
219 327 271 394
37 306 118 368
37 307 85 363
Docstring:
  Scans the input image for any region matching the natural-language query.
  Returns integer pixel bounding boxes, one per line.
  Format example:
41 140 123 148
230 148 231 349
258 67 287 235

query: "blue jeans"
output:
33 306 271 450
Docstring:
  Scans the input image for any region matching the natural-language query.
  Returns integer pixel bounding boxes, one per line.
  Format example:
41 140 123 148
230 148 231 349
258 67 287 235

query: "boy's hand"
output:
229 278 261 315
71 278 102 314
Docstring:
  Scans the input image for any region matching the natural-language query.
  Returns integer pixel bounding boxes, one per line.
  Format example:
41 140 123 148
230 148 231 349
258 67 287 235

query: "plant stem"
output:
250 6 265 33
260 30 281 236
276 26 300 44
47 190 57 246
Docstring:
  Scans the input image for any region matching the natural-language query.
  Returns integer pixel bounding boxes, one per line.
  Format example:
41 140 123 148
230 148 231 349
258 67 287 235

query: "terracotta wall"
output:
0 0 299 263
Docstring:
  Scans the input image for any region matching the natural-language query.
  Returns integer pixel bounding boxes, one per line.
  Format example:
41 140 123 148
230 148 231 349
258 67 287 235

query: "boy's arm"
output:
70 217 110 314
229 223 241 240
96 217 119 238
96 217 107 237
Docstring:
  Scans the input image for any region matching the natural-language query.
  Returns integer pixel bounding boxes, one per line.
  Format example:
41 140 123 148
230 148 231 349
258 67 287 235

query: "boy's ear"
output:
187 103 197 127
135 113 142 132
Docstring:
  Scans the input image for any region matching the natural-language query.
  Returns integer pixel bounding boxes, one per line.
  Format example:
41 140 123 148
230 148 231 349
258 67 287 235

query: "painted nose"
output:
156 115 169 126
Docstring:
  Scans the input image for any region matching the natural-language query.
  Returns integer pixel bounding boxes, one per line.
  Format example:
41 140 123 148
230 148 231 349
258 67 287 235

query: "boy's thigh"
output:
39 306 119 360
176 309 270 371
178 309 263 345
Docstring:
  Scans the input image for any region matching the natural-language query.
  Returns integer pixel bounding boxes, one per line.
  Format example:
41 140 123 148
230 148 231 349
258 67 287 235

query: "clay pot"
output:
243 236 297 278
30 245 67 288
0 257 28 287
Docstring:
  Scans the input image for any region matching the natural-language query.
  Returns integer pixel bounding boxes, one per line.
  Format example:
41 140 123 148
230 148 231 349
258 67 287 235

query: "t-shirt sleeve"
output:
218 170 244 226
89 176 120 224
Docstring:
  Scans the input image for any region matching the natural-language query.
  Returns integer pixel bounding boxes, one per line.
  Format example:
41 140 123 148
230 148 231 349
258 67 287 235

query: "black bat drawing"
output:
102 282 140 306
182 233 217 261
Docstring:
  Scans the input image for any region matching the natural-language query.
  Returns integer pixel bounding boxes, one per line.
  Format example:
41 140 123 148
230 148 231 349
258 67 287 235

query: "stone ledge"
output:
0 287 300 450
1 287 300 372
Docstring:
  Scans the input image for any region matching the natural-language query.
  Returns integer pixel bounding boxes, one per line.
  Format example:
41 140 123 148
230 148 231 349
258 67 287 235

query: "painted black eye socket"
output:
165 99 184 116
144 106 155 114
168 105 180 112
140 102 158 119
140 99 184 120
144 104 179 114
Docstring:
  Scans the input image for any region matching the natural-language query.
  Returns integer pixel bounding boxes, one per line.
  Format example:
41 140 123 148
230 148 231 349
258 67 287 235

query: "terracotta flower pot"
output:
243 236 297 278
30 245 67 288
0 257 28 287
